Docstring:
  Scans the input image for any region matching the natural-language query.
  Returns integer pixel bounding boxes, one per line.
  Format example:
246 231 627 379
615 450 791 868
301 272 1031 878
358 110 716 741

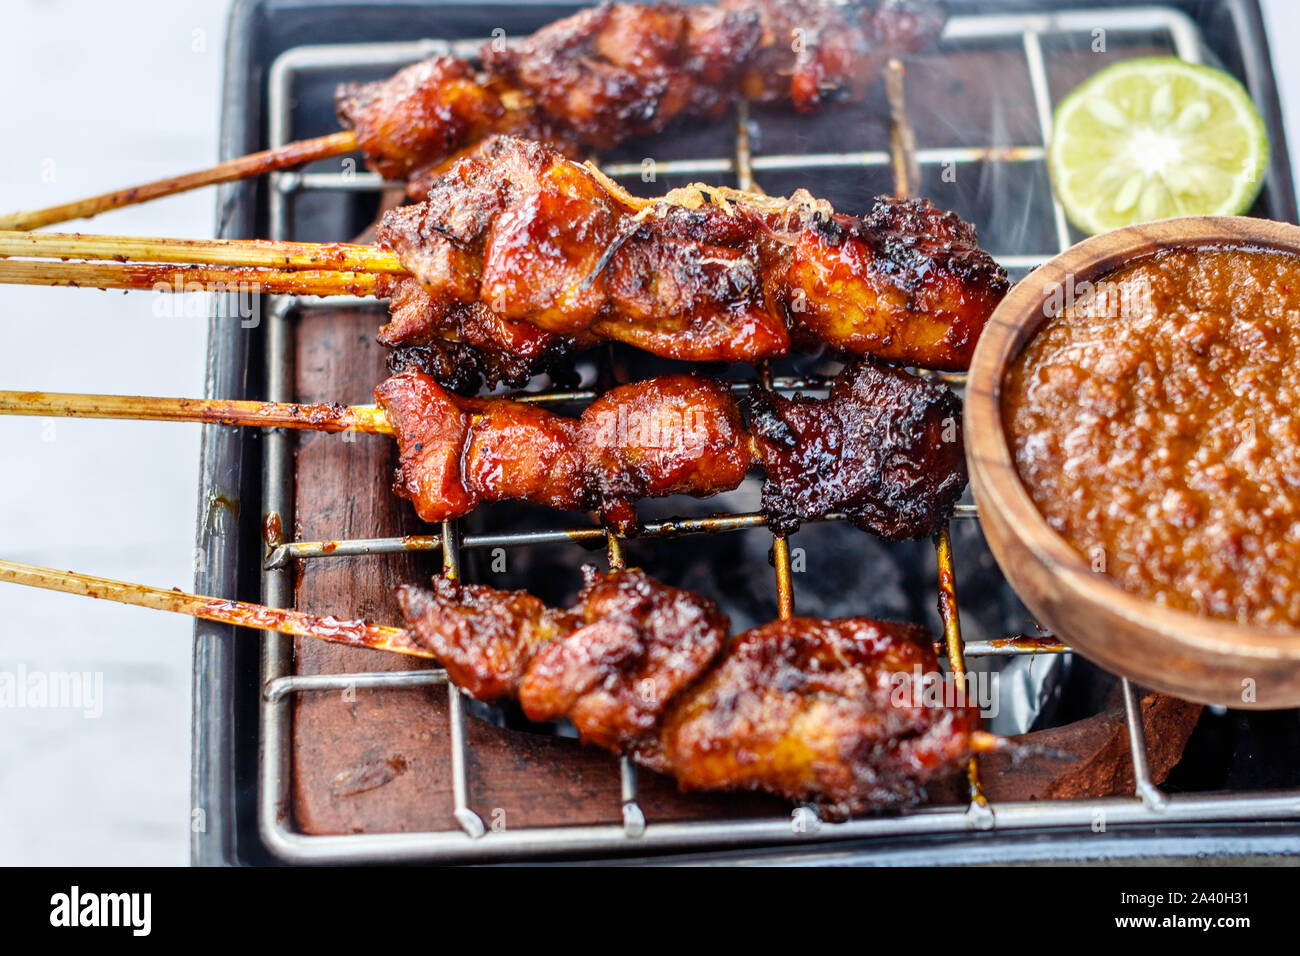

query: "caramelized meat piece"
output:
462 400 586 512
374 359 964 537
378 136 1004 368
786 197 1009 370
396 575 578 700
729 0 947 110
592 377 753 528
396 569 977 811
482 2 762 148
578 371 754 529
518 567 729 749
336 56 579 184
748 357 966 540
336 57 508 182
398 567 727 748
644 616 980 816
374 368 475 521
375 368 754 531
380 276 579 393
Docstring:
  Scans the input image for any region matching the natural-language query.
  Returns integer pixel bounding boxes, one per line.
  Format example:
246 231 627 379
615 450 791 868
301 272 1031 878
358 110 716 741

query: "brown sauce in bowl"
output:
1003 247 1300 632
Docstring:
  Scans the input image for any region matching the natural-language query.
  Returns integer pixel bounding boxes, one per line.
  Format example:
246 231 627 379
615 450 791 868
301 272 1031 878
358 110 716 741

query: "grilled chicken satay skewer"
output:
375 136 1007 369
0 0 946 231
0 136 1008 370
0 358 967 539
0 556 995 814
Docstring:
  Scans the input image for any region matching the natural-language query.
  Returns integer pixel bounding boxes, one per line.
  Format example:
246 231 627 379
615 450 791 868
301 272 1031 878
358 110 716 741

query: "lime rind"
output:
1048 57 1269 236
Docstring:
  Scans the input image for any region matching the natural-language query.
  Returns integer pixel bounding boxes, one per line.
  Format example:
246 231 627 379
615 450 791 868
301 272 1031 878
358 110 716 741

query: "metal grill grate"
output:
251 6 1300 862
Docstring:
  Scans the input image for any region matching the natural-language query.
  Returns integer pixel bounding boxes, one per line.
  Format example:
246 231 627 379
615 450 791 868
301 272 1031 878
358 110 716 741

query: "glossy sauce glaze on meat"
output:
398 566 728 748
397 567 978 814
336 56 579 184
480 1 763 149
378 137 790 363
787 198 1007 371
374 368 753 532
380 276 579 393
749 357 966 539
639 615 979 816
377 136 1006 369
373 358 966 539
336 0 948 186
384 338 577 397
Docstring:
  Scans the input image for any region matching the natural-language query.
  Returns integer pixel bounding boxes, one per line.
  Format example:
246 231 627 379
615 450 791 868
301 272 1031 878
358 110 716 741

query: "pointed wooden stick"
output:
0 390 394 434
0 557 432 658
0 230 405 273
0 131 360 231
0 258 384 297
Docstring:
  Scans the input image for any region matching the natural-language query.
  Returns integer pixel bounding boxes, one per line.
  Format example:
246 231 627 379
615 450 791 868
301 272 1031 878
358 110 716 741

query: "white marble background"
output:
0 0 1298 865
0 0 227 865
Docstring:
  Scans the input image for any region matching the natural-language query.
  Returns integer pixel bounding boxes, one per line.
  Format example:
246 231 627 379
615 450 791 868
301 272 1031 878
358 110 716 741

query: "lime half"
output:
1048 57 1269 235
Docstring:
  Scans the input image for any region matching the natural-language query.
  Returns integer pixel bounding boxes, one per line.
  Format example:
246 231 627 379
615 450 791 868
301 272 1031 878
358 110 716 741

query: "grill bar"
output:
1122 677 1169 811
262 504 980 571
256 789 1300 864
441 518 488 838
1022 28 1072 252
250 7 1297 863
264 669 448 701
600 528 647 837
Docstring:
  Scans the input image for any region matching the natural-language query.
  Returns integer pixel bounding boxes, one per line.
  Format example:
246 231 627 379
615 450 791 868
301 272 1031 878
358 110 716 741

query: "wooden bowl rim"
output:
966 215 1300 664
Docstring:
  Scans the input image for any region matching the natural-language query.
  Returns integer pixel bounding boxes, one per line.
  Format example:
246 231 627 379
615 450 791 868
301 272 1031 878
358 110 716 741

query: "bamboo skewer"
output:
0 230 405 273
0 228 398 296
0 557 430 658
0 258 384 297
0 390 394 434
0 131 360 231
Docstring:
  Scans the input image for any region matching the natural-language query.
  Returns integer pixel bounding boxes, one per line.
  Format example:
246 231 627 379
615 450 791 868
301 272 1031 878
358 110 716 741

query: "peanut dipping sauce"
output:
1003 247 1300 632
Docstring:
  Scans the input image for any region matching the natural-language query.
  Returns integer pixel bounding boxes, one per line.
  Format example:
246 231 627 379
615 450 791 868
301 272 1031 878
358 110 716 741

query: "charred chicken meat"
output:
376 135 1006 370
376 367 752 533
749 356 966 539
373 356 966 539
337 0 949 188
397 565 981 815
380 277 581 393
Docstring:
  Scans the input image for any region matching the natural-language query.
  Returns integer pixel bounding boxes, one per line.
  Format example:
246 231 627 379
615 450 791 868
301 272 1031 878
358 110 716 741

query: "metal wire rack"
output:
252 5 1300 862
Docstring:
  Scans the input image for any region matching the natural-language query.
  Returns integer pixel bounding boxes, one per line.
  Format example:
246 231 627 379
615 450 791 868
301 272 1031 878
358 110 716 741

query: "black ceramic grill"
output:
192 0 1300 865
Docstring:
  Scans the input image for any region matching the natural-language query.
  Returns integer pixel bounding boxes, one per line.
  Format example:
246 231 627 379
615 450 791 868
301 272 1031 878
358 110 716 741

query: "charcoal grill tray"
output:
193 0 1300 865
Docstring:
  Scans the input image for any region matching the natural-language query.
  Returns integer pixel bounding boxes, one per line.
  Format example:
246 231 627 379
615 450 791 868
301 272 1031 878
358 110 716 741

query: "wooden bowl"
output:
965 216 1300 709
